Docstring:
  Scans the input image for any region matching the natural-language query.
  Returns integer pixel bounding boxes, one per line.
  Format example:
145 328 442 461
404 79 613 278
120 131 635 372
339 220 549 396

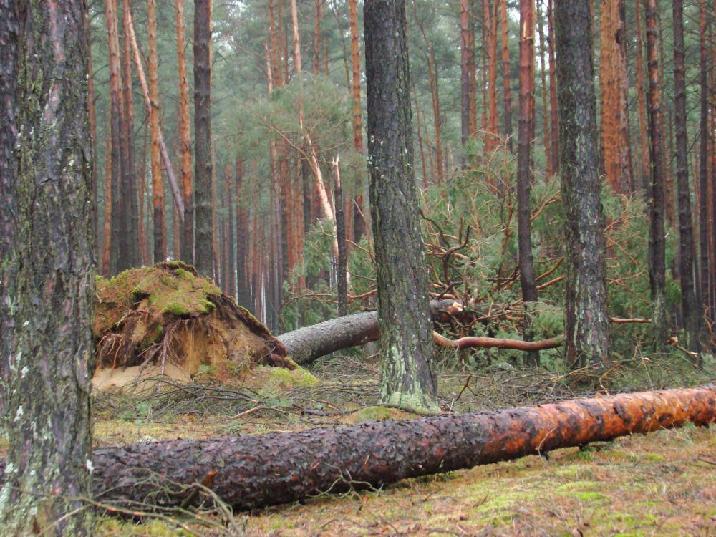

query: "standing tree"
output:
555 0 609 368
364 0 438 414
517 0 539 365
148 0 165 262
672 0 701 355
644 0 667 345
194 0 213 277
176 0 193 265
0 1 95 534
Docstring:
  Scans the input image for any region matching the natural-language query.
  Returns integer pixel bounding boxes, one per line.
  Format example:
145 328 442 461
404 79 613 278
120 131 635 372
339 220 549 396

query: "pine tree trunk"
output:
484 0 499 153
147 0 165 263
555 0 609 368
194 0 214 277
499 0 513 150
517 0 539 366
537 0 551 174
334 157 348 316
599 0 632 193
348 0 366 242
460 0 477 148
121 0 137 267
547 0 559 174
102 122 113 276
176 0 194 266
634 0 650 196
105 0 125 274
672 0 701 356
364 0 438 414
0 2 95 534
313 0 322 74
644 0 667 345
698 0 710 316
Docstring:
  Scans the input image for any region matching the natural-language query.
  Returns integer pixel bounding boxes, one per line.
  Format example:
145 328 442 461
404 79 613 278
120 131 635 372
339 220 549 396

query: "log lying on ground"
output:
1 386 711 512
277 299 561 364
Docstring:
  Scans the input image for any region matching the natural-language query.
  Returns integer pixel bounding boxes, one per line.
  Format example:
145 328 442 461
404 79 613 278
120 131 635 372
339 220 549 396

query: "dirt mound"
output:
94 261 292 389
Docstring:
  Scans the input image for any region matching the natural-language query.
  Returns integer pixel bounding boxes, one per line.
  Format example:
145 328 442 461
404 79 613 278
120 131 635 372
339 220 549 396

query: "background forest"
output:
93 0 714 367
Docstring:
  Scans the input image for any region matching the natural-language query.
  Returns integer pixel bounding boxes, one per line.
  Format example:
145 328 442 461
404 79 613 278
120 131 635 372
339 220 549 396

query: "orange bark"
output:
600 0 632 193
176 0 193 264
484 0 499 153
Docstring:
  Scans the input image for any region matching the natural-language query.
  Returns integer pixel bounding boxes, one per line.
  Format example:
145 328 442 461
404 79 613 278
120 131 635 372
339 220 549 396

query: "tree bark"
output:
460 0 477 148
484 0 499 153
555 0 610 368
0 1 95 534
547 0 559 175
147 0 165 262
194 0 214 277
2 387 713 513
698 0 710 316
121 0 138 267
347 0 366 242
365 0 437 414
634 0 650 196
672 0 701 356
176 0 194 266
517 0 539 366
599 0 632 193
105 0 125 274
334 157 348 316
644 0 667 345
499 0 513 149
0 0 17 421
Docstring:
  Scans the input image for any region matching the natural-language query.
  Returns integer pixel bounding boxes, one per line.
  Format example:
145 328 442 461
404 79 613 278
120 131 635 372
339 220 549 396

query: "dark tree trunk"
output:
334 157 348 316
644 0 667 345
0 0 18 417
672 0 701 356
460 0 476 148
517 0 539 366
2 388 713 513
364 0 438 414
698 0 710 318
0 2 95 534
121 0 137 267
194 0 213 277
555 0 609 368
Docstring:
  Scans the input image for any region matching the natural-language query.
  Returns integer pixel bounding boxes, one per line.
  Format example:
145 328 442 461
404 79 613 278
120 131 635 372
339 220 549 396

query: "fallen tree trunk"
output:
277 300 560 364
1 386 711 511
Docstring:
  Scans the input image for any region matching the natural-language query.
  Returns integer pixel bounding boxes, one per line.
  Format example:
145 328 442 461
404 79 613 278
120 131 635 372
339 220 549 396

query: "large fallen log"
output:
277 300 561 364
2 386 712 511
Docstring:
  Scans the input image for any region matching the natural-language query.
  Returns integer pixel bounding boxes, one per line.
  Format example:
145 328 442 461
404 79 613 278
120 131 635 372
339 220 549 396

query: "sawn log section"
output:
2 386 712 511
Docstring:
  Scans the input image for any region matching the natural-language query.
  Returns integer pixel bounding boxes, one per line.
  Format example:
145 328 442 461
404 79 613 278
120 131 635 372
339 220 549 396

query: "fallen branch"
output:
432 332 563 351
609 317 652 324
1 386 711 511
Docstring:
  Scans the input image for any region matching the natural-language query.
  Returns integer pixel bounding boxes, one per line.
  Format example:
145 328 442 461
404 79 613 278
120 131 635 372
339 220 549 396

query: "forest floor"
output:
4 351 716 536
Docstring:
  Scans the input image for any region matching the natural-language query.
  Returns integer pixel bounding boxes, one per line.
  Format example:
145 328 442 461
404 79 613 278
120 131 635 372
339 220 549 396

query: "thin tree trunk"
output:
365 0 438 414
500 0 513 149
484 0 499 153
599 0 632 193
537 0 550 174
176 0 194 266
347 0 366 242
105 0 125 274
518 0 539 365
672 0 701 357
313 0 322 74
0 2 95 533
555 0 610 368
460 0 477 148
644 0 667 345
102 127 113 276
634 0 650 196
547 0 559 174
698 0 710 316
194 0 213 277
147 0 165 262
121 0 137 267
334 156 348 316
